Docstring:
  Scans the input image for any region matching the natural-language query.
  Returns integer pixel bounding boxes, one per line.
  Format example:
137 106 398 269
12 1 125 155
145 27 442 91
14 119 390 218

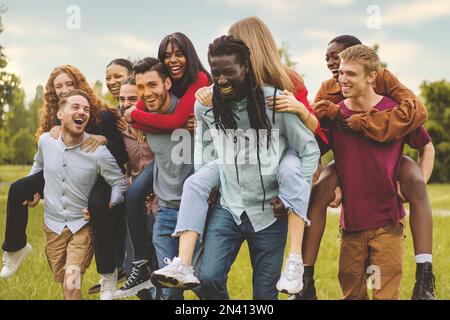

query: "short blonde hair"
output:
339 44 380 74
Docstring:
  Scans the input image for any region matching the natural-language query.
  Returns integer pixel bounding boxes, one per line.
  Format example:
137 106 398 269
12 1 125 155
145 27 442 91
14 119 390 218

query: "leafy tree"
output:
419 80 450 182
372 44 388 69
278 41 297 70
10 128 35 164
1 6 23 129
27 85 44 135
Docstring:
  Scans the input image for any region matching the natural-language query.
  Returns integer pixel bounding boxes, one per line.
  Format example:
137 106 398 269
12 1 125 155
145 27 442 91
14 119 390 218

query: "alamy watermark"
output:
66 5 81 30
168 127 282 176
367 5 381 30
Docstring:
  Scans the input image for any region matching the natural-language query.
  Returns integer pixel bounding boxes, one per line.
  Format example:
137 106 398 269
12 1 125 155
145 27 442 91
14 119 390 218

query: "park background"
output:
1 0 449 299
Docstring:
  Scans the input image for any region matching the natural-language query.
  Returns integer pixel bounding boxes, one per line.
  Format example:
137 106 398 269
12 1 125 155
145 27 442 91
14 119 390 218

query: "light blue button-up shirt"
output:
30 132 128 235
194 86 320 232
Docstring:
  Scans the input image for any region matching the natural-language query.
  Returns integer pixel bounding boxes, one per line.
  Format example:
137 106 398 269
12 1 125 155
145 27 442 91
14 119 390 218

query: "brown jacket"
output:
312 69 428 142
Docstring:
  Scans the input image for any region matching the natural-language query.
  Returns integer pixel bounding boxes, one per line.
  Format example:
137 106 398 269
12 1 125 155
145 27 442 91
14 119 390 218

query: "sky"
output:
1 0 450 103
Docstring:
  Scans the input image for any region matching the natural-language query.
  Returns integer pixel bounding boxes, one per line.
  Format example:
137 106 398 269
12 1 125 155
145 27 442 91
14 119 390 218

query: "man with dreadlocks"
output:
189 35 320 300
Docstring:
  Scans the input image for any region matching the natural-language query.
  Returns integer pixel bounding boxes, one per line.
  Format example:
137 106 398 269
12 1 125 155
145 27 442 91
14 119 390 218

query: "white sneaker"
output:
150 257 200 289
0 243 32 278
100 269 118 300
276 254 304 294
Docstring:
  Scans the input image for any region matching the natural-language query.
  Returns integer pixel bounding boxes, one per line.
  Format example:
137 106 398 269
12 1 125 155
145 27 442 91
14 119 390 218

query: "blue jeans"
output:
125 161 154 261
153 206 184 300
200 204 288 300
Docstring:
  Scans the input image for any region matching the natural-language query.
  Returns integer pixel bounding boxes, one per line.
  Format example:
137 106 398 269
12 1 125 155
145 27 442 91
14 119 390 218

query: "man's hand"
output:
80 134 107 153
336 114 359 133
195 85 213 107
49 126 61 139
397 181 408 203
23 193 41 208
82 208 91 221
123 106 137 123
328 186 342 208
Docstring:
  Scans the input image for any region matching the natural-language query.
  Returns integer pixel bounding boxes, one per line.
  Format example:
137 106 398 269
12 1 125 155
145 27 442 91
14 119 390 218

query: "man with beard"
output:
27 90 127 300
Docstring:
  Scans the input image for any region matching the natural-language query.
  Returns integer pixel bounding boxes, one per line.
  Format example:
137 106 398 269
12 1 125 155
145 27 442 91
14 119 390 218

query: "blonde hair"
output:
339 44 380 74
228 16 301 92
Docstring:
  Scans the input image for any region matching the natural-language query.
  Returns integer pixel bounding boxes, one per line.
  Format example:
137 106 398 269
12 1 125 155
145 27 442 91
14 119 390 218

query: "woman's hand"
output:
267 90 306 114
23 193 41 208
80 134 107 153
183 114 197 132
268 90 318 132
195 85 214 107
123 106 137 123
49 126 61 139
117 116 128 132
328 186 343 208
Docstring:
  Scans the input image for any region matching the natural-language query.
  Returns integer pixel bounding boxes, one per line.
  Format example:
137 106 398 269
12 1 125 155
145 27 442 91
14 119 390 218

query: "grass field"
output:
0 165 449 300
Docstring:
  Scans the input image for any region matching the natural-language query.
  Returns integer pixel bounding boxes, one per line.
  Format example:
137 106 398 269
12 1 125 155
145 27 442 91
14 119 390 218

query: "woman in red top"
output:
127 32 211 133
151 17 321 295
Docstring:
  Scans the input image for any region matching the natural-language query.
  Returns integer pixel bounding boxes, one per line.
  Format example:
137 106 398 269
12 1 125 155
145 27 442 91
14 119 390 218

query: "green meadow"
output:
1 165 449 300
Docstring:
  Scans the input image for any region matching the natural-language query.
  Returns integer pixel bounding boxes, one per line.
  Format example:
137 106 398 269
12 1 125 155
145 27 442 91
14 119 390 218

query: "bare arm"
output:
417 142 435 183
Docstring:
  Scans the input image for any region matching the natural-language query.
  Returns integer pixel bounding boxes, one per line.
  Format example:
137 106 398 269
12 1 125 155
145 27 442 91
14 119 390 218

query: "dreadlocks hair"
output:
208 35 274 210
207 35 272 140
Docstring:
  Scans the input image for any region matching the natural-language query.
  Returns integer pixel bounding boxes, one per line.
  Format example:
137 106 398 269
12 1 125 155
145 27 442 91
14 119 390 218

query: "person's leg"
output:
397 156 436 299
369 221 405 300
293 162 339 299
125 162 154 262
111 202 126 271
199 205 244 300
246 215 288 300
2 171 45 252
302 162 339 265
64 224 94 300
114 163 155 299
152 206 184 300
174 160 221 266
274 150 310 294
338 228 370 300
44 225 70 299
88 177 115 274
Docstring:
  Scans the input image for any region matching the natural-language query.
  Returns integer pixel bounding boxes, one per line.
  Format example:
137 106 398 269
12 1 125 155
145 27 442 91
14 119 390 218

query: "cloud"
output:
300 28 337 42
382 0 450 26
320 0 354 6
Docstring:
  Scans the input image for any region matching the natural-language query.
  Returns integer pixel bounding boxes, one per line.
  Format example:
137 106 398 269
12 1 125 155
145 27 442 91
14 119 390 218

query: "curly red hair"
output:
36 65 109 140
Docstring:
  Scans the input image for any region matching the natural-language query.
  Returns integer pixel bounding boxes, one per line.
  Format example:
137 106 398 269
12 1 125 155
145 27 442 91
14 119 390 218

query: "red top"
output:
290 72 327 143
321 96 431 231
131 72 209 132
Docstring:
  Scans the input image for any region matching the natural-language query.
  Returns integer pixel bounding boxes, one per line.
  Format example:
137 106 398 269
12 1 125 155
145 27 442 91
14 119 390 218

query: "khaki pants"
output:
338 218 406 300
44 224 94 283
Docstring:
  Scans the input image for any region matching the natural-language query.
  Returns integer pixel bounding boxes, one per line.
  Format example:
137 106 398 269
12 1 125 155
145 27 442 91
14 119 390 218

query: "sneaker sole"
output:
150 273 200 290
113 280 153 300
89 274 127 295
0 244 32 279
277 284 303 295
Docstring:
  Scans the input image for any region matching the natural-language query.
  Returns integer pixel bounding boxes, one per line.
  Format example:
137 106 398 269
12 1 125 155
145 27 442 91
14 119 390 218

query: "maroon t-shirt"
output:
321 96 431 231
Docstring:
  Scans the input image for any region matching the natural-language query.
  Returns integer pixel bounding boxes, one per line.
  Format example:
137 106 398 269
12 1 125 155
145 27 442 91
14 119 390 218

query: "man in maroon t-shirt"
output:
320 45 435 300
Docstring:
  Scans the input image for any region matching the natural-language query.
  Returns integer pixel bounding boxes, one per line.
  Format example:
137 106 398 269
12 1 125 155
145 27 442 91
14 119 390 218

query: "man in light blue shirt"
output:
196 36 320 299
29 90 127 300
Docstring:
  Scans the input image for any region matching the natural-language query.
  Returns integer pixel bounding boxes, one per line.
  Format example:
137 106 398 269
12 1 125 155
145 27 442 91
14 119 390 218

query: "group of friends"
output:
0 16 437 301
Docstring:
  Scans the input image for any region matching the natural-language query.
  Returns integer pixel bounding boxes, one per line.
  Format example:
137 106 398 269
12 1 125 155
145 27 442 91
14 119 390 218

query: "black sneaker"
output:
411 262 437 300
288 265 318 300
113 261 153 299
88 268 126 295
